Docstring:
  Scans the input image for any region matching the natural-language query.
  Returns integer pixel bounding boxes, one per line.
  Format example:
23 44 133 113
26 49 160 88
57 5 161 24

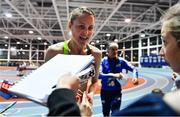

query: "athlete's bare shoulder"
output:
45 42 64 62
49 42 64 51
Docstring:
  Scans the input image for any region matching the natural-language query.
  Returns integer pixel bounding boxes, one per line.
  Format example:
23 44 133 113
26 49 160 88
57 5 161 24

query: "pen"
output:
0 101 17 114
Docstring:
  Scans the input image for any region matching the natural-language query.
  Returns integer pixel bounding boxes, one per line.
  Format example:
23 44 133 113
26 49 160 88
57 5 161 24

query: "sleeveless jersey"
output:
63 41 92 55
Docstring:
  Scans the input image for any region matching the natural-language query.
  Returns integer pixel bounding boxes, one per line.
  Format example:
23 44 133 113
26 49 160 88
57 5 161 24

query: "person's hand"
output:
77 92 92 117
172 73 177 81
132 77 138 85
110 73 124 79
56 73 80 93
76 89 83 102
117 73 124 80
76 90 93 104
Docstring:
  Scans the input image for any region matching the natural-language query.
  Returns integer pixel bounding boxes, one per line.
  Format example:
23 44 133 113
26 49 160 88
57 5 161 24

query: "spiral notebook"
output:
8 54 94 106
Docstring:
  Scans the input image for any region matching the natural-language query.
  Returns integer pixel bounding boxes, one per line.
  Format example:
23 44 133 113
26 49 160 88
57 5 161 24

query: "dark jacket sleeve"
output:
47 88 81 116
112 94 178 116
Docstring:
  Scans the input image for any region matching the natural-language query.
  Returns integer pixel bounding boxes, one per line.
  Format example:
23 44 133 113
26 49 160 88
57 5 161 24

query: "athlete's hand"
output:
172 73 177 81
117 73 124 80
132 77 138 85
111 73 124 80
113 73 124 80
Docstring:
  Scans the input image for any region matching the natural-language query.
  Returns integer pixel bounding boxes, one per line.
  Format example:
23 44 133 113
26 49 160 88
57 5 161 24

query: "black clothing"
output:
112 94 178 116
47 88 81 116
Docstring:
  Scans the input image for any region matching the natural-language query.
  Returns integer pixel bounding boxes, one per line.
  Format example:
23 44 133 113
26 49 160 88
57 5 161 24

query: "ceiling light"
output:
124 18 131 23
114 39 118 42
10 47 16 51
37 37 42 40
140 34 145 37
5 13 12 18
90 41 95 45
4 36 8 39
16 42 20 44
44 42 47 45
100 44 105 47
106 33 111 37
29 30 34 34
96 40 100 43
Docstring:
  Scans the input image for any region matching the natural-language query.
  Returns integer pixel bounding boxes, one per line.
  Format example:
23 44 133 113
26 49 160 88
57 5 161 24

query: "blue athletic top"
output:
99 56 138 91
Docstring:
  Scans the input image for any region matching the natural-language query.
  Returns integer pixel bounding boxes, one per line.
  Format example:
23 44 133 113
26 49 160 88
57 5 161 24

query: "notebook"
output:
8 54 94 106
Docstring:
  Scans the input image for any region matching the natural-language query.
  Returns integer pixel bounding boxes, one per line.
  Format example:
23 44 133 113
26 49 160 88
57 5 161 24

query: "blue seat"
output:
149 55 158 67
140 56 149 67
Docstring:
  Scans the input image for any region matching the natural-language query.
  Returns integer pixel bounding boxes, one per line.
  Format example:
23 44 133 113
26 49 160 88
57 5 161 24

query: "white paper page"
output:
9 54 94 104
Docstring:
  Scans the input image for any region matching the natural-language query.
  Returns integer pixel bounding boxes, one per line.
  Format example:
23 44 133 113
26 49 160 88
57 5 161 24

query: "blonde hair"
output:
161 3 180 41
68 6 95 24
